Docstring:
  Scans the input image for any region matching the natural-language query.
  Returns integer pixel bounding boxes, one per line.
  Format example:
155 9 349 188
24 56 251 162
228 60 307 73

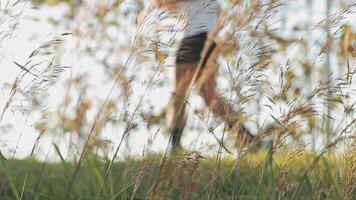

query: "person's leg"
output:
166 32 208 152
196 42 256 145
166 63 196 152
198 74 235 126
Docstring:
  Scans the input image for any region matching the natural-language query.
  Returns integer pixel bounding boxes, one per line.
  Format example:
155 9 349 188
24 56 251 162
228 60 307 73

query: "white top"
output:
177 0 218 37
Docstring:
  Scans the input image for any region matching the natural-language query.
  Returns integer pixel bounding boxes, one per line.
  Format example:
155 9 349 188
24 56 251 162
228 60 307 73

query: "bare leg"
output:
166 32 209 152
197 48 256 144
166 63 197 152
198 74 236 127
166 32 257 152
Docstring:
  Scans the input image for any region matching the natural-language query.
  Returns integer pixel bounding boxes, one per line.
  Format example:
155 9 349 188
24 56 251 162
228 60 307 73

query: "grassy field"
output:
0 148 355 200
0 1 355 200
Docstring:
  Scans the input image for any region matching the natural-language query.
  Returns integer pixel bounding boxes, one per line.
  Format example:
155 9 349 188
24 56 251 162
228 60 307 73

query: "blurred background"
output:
0 0 356 199
0 0 355 161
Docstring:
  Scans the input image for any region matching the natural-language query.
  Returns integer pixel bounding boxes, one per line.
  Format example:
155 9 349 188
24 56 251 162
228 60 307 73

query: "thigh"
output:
175 63 197 93
195 40 218 91
175 33 208 92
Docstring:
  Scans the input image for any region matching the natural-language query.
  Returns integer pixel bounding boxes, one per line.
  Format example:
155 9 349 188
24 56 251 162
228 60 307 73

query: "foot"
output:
171 127 184 153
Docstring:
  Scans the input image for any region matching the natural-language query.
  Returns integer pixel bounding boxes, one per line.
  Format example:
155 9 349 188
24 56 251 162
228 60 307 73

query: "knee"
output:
171 92 187 104
166 92 186 128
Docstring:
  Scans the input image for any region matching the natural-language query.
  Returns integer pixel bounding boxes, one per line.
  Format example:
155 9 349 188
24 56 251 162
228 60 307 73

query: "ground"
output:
0 149 354 200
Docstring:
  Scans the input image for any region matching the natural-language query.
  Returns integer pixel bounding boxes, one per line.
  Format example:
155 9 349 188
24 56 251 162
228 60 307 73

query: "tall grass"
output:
0 0 355 199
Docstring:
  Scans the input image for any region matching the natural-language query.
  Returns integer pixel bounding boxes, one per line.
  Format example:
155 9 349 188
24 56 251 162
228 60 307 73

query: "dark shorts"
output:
176 32 207 64
176 32 216 67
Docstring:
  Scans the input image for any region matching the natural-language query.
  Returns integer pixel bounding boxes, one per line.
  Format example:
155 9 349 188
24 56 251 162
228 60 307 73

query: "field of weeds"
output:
0 0 355 199
1 149 355 199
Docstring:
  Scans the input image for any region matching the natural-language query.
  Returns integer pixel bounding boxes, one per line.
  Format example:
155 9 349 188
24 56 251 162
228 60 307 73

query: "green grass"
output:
0 150 354 200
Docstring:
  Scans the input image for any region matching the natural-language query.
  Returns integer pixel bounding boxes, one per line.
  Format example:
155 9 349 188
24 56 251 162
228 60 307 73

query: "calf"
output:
151 0 257 152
